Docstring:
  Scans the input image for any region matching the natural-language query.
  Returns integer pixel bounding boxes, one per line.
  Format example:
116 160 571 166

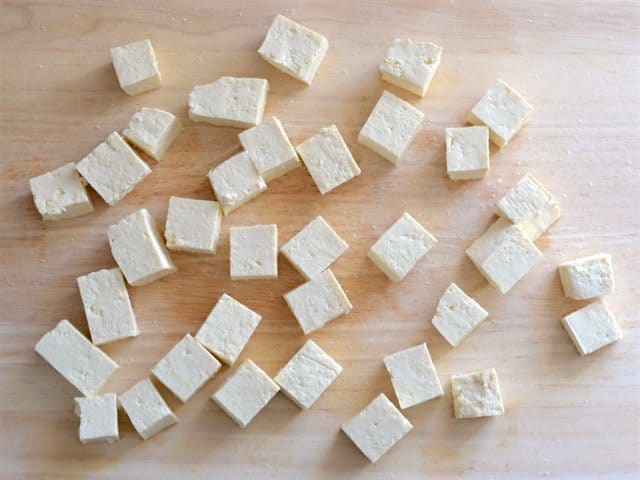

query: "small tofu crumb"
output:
445 126 490 180
451 368 504 419
164 196 222 254
380 39 442 97
118 378 177 440
123 107 182 161
562 300 622 355
432 283 489 347
74 393 119 444
558 253 614 300
110 39 161 96
229 224 278 280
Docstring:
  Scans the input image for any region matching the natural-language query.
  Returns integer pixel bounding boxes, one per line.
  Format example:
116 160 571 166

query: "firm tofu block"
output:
274 340 342 408
383 343 443 409
258 15 328 85
432 283 489 347
296 125 361 194
76 132 151 206
119 378 177 440
558 253 614 300
451 368 504 419
445 126 490 180
208 151 267 215
30 162 94 221
77 268 139 345
284 269 352 334
281 216 348 280
342 393 413 463
108 208 177 287
110 39 161 96
468 79 533 147
164 196 222 254
195 293 262 365
123 107 182 161
229 224 278 280
189 77 269 128
358 90 424 165
368 212 437 282
74 393 119 444
34 319 118 396
562 300 622 355
380 39 442 97
212 360 280 428
238 117 300 182
151 334 221 402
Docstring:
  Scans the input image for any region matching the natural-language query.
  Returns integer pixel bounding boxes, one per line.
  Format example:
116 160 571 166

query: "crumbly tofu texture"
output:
281 216 348 280
229 224 278 280
383 343 443 409
77 268 139 345
74 393 119 444
110 39 161 96
108 208 177 287
258 15 328 85
164 196 222 254
445 126 490 180
123 107 182 161
34 319 119 396
562 300 622 355
119 378 177 440
451 368 504 419
380 39 442 97
274 340 342 409
212 360 280 428
358 90 424 165
296 125 361 195
368 212 437 282
432 283 489 347
558 253 614 300
342 393 413 463
284 269 352 334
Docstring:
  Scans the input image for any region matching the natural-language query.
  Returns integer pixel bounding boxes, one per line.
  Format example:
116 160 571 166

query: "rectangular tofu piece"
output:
164 196 222 254
77 268 139 345
118 378 177 440
451 368 504 419
445 126 490 180
123 107 182 161
34 319 118 396
380 39 442 97
74 393 119 444
110 39 161 96
229 224 278 280
562 300 622 355
558 253 614 300
342 393 413 463
108 208 176 286
432 283 489 346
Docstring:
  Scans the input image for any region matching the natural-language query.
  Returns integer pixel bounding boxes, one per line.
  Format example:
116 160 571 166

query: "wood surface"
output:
1 1 639 478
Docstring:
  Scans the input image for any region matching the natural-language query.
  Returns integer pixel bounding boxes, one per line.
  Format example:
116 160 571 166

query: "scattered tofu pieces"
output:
274 340 342 409
380 39 442 97
119 378 177 440
342 393 413 463
164 196 222 254
108 208 176 286
212 359 280 428
445 126 490 180
229 224 278 280
258 14 328 85
432 283 489 347
558 253 614 300
451 368 504 419
74 393 119 444
383 343 443 409
123 107 182 161
562 300 622 356
110 39 161 96
368 212 437 282
34 319 118 396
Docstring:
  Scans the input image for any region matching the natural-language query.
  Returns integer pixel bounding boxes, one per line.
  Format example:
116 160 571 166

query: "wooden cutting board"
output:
1 1 638 478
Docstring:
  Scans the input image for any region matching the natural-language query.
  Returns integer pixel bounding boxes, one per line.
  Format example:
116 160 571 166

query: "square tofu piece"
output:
445 126 490 180
76 132 151 206
383 343 443 409
258 15 328 85
358 90 424 165
451 368 504 419
189 77 268 128
296 125 361 195
238 117 300 182
208 151 267 215
108 208 176 286
466 218 542 294
34 319 118 396
212 360 280 427
562 300 622 355
164 196 222 254
77 268 139 345
195 293 262 365
229 224 278 280
110 39 161 96
432 283 489 347
151 334 221 402
558 253 614 300
380 39 442 97
30 162 93 221
368 212 437 282
342 393 413 463
123 107 182 161
468 79 533 147
284 269 352 334
74 393 119 444
274 340 342 408
119 378 177 440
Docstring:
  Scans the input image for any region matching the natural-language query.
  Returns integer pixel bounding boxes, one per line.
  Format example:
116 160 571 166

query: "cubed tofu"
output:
118 378 177 440
229 224 278 280
451 368 504 419
558 253 614 300
110 39 161 96
380 39 442 97
562 300 622 355
123 107 182 161
74 393 119 444
431 283 489 347
445 126 490 180
164 196 222 254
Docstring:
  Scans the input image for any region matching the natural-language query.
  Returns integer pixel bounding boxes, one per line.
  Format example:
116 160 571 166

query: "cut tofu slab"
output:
432 283 489 347
558 253 614 300
119 378 177 440
110 39 161 96
445 126 490 180
562 300 622 355
380 39 442 97
451 368 504 419
123 107 182 161
229 224 278 280
164 196 222 254
74 393 119 444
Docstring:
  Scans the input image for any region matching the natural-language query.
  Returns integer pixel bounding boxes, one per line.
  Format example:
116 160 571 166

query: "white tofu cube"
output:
74 393 119 444
34 319 118 396
211 360 279 427
431 283 489 347
562 300 622 355
110 39 161 96
451 368 504 419
380 39 442 97
108 208 176 286
164 196 222 254
445 126 490 180
229 224 278 280
258 15 328 85
558 253 614 300
123 107 182 161
118 378 177 440
342 393 413 463
274 340 342 408
358 90 424 165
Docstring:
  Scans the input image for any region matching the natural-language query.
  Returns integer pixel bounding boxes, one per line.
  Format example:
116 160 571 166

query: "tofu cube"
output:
380 39 442 97
451 368 504 419
258 15 328 85
123 107 182 161
358 90 424 165
229 224 278 280
342 393 413 463
562 300 622 355
558 253 614 300
431 283 489 347
110 39 161 96
74 393 119 444
445 126 490 180
368 212 437 282
119 378 177 440
164 196 222 254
